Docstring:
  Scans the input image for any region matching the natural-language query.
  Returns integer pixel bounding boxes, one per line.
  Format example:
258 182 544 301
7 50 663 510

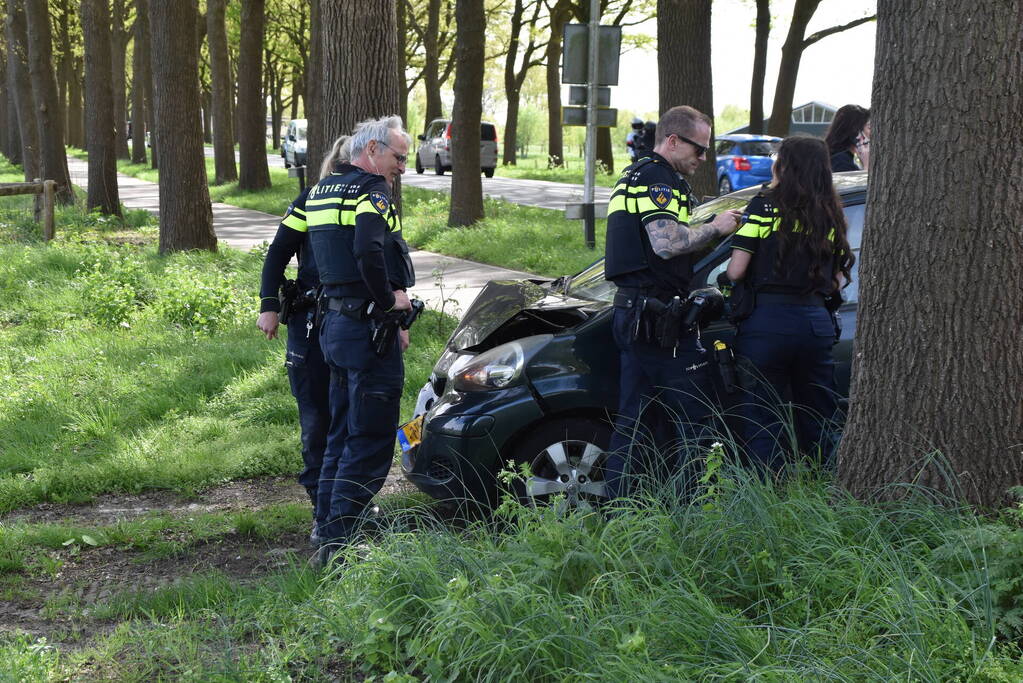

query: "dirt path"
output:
0 469 417 650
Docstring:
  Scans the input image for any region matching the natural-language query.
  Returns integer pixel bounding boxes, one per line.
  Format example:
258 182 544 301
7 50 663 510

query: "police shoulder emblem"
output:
369 191 390 215
649 183 672 209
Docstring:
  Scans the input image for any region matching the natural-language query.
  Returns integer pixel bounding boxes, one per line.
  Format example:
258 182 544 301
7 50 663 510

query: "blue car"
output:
715 134 781 195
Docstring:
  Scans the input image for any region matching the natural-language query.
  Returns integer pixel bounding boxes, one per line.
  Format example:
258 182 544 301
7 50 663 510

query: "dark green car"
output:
401 172 867 507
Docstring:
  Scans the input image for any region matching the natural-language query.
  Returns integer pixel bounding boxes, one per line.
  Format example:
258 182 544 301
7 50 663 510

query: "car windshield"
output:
296 126 307 140
565 193 756 303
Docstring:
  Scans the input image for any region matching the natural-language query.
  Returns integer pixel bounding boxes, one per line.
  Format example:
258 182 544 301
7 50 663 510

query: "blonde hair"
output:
318 135 352 180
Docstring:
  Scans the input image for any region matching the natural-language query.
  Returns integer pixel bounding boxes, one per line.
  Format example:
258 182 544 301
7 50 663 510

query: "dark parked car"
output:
400 172 867 507
714 134 781 195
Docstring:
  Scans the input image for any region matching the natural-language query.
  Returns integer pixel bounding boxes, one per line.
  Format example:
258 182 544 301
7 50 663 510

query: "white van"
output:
282 119 307 168
415 118 498 177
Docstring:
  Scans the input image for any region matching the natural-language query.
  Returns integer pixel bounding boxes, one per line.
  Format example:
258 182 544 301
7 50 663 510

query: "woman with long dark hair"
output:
824 104 870 172
725 135 855 473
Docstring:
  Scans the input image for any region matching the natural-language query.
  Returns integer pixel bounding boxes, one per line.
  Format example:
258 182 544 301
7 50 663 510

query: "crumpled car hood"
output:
447 279 550 351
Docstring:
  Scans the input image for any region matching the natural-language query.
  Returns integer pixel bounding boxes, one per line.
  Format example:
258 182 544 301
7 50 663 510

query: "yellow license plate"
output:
397 416 424 452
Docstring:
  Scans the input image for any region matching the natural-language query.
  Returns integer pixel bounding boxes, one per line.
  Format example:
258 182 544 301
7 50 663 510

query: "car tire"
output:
483 167 495 178
718 176 732 195
508 417 612 509
434 155 445 176
415 154 424 174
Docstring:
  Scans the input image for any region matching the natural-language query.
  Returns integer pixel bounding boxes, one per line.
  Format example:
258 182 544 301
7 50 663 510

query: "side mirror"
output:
288 134 296 142
417 134 426 141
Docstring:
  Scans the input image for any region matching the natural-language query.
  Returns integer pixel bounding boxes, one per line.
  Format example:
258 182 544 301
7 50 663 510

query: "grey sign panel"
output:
568 85 611 106
561 24 623 85
564 202 609 219
562 107 618 127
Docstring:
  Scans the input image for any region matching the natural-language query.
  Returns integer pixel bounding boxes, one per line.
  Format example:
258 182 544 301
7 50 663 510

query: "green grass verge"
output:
493 152 631 187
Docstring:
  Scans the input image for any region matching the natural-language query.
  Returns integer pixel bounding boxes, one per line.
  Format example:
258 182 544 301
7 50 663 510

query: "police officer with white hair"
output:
305 115 415 565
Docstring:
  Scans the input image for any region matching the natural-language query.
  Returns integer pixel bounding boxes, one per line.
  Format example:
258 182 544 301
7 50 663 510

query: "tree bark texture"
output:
207 0 237 184
81 0 121 215
5 0 39 179
237 0 271 190
317 0 401 154
447 0 484 227
657 0 715 199
305 0 323 176
136 0 156 168
66 57 85 149
748 0 769 134
148 0 216 253
110 0 130 159
836 0 1023 509
502 0 543 167
130 0 148 164
766 0 819 137
396 0 407 124
544 0 572 167
422 0 443 129
23 0 73 203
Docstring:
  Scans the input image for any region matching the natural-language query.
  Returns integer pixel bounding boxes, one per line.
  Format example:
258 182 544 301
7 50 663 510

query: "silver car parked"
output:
415 118 498 177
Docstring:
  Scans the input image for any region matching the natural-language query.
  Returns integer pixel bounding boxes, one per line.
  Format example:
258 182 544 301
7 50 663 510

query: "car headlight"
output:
450 334 552 392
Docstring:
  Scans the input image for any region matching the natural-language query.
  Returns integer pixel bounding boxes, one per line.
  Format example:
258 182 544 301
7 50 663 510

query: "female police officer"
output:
725 136 855 474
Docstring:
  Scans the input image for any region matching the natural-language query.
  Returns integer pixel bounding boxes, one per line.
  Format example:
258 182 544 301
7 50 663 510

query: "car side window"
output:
840 203 865 303
716 140 733 156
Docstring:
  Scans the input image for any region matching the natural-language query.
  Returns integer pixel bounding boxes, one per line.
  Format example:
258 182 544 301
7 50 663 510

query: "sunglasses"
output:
377 140 407 164
673 134 708 157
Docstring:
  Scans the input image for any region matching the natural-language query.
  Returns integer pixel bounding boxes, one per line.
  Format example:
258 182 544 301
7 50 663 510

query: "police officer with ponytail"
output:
306 116 415 565
603 105 742 500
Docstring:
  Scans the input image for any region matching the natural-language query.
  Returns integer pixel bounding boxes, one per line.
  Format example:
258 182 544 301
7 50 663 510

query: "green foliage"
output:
149 262 244 333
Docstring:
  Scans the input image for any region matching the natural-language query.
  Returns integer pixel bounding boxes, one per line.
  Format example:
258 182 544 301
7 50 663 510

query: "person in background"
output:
625 117 645 161
725 135 856 474
256 136 351 547
824 104 870 172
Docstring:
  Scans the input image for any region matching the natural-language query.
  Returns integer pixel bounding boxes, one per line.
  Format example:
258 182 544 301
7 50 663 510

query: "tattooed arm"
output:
645 209 743 260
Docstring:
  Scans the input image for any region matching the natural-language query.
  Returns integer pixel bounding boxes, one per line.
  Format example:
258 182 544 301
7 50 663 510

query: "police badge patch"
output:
369 191 390 215
649 183 672 209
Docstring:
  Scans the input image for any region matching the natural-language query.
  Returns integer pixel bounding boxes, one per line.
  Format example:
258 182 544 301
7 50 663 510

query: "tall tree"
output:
129 0 147 163
748 0 769 134
543 0 573 167
502 0 545 166
317 0 401 160
135 0 155 167
447 0 484 226
81 0 121 215
404 0 456 131
23 0 73 203
766 1 874 137
837 1 1022 508
148 0 216 252
305 0 323 174
237 0 270 190
207 0 237 184
110 0 130 159
66 57 85 148
4 0 38 178
657 0 716 198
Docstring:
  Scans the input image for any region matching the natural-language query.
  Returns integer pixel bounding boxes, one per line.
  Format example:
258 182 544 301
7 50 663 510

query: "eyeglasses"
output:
673 134 708 157
377 140 407 164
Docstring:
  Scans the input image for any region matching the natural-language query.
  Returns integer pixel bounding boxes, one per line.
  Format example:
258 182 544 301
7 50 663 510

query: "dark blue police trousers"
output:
317 309 403 545
604 305 716 500
285 313 330 516
734 303 839 474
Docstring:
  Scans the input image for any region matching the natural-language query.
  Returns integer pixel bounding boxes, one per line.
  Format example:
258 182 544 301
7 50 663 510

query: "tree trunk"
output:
66 57 85 149
396 0 407 124
596 126 613 174
837 0 1023 509
81 0 121 215
657 0 715 199
318 0 401 152
422 0 443 129
110 0 130 159
53 0 74 148
5 0 38 178
767 0 819 137
265 49 282 150
501 0 543 167
130 6 147 165
136 0 156 169
148 0 216 252
206 0 236 184
305 0 323 175
544 0 572 168
748 0 769 134
23 0 73 203
237 0 270 190
202 88 213 144
447 0 484 227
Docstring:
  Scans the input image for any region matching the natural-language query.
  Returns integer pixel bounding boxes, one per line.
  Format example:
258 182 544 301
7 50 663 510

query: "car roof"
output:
715 134 781 143
704 171 868 209
428 118 497 126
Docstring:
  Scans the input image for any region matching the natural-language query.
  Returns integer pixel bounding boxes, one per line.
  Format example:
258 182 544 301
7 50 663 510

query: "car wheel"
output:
434 155 445 175
510 417 611 509
483 167 495 178
415 154 424 174
718 176 732 195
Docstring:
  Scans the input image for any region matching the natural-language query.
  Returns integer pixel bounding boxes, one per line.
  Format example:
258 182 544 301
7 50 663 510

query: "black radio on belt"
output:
370 299 426 357
279 279 318 326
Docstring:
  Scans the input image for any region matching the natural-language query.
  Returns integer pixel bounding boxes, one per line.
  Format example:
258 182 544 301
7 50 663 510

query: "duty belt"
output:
613 286 685 309
326 296 371 319
756 292 826 307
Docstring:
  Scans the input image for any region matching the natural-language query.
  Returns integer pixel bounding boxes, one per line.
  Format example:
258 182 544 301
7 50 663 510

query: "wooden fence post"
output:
33 177 42 223
42 180 56 241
